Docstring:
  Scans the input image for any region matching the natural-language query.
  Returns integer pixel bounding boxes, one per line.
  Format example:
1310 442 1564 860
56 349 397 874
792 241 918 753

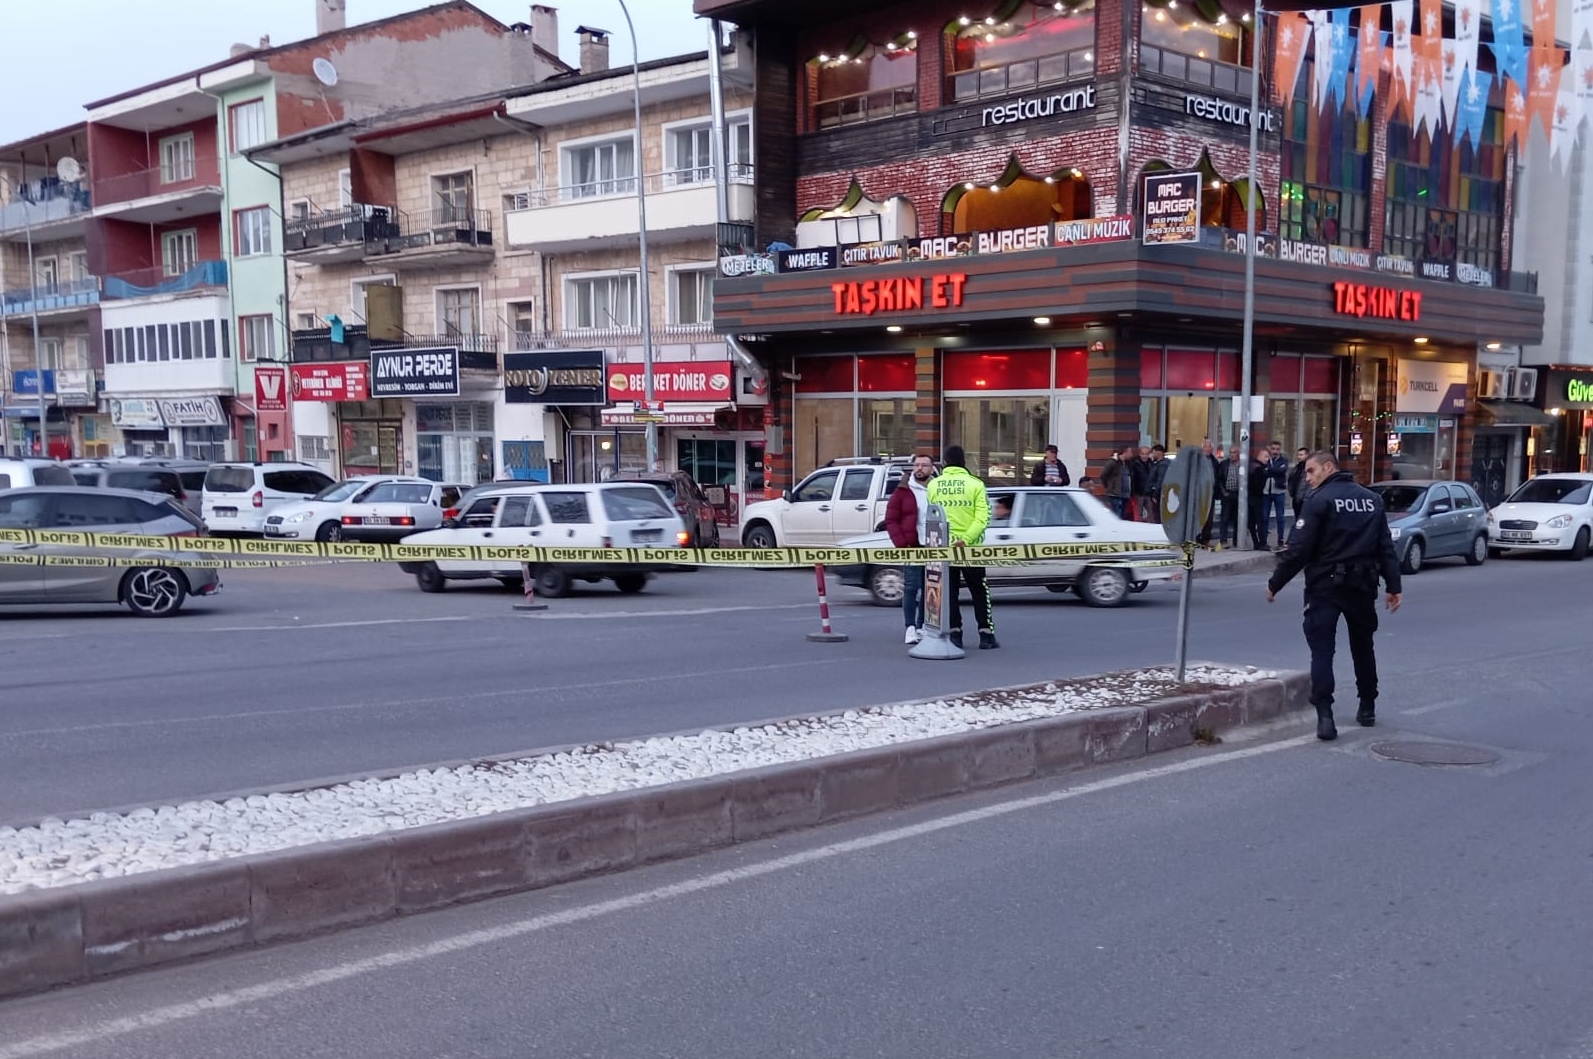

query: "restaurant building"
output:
695 0 1546 501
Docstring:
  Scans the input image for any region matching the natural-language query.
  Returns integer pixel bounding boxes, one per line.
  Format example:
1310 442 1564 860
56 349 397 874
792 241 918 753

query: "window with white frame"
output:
297 312 318 330
666 115 752 185
508 299 537 347
34 256 58 291
669 268 714 327
67 251 89 282
239 314 274 363
230 99 267 153
159 133 196 184
70 335 90 370
567 273 639 330
438 287 481 338
235 206 272 256
432 172 473 225
162 229 199 276
38 338 63 371
564 136 636 199
289 199 312 222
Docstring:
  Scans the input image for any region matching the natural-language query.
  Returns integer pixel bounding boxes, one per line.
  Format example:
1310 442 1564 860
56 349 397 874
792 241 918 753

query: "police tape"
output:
0 527 1178 569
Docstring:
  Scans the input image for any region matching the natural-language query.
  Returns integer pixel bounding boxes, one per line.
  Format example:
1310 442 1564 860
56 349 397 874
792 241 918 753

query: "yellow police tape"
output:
0 526 1184 570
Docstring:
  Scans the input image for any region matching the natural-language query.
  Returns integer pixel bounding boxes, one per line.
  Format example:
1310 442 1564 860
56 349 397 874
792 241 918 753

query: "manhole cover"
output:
1369 740 1500 767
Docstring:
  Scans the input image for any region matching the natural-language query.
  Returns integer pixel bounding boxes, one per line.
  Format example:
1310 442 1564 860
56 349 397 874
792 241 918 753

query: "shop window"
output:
1165 349 1219 391
1302 356 1339 394
942 165 1093 233
1281 63 1371 248
1055 348 1088 389
946 1 1096 103
857 353 915 392
943 396 1050 481
794 355 857 393
1141 349 1165 389
944 350 1051 391
810 34 918 128
1384 115 1503 277
792 398 858 471
1139 0 1255 93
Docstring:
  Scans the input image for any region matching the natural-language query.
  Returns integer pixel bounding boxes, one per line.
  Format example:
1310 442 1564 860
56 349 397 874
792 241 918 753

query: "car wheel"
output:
742 522 777 549
315 520 342 543
867 565 905 607
1400 538 1424 575
708 523 722 548
415 562 447 593
1488 546 1505 560
495 576 524 589
1079 566 1131 607
1130 580 1149 593
1570 527 1591 561
613 573 647 594
534 565 573 598
1465 534 1488 566
123 567 188 617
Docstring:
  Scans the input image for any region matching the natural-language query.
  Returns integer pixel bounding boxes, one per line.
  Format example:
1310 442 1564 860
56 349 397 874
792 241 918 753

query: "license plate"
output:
1499 530 1533 541
363 516 391 525
631 529 663 543
214 508 237 518
264 526 285 536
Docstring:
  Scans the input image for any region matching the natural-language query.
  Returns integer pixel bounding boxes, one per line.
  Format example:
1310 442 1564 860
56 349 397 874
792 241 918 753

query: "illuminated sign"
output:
1332 282 1423 322
1055 214 1135 246
981 86 1097 127
1184 93 1276 132
1567 377 1593 403
830 273 968 316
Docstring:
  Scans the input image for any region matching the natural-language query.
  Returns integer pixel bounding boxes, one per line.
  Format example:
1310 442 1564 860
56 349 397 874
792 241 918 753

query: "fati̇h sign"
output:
831 273 968 316
503 350 605 405
981 85 1097 127
369 347 460 398
1142 173 1201 245
1396 359 1468 414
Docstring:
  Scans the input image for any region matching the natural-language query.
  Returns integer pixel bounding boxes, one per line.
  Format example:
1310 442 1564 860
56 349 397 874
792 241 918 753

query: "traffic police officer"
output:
926 445 999 649
1266 450 1402 740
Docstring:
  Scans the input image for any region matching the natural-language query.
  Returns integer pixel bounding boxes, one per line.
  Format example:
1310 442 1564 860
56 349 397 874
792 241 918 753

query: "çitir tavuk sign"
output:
831 273 968 316
1332 282 1423 322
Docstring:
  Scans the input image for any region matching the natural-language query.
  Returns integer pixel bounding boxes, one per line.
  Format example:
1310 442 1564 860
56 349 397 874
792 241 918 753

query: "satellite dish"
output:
56 157 82 182
312 57 339 86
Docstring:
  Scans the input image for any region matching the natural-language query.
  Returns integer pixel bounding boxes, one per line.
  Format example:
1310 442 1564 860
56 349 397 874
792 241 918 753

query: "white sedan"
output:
834 486 1180 608
1486 473 1593 559
264 476 452 543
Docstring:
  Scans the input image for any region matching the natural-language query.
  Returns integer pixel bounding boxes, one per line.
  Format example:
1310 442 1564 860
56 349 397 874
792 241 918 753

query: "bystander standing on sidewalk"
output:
886 453 935 645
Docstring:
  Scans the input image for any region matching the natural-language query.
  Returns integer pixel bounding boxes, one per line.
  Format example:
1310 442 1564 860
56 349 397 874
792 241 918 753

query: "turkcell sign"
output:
370 346 460 397
981 85 1096 126
1184 93 1276 132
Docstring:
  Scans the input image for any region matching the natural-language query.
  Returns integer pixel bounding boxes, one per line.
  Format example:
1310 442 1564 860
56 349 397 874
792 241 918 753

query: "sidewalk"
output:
1190 543 1278 577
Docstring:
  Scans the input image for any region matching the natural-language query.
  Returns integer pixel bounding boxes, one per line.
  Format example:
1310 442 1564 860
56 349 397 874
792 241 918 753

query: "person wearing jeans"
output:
885 454 935 644
1262 441 1290 547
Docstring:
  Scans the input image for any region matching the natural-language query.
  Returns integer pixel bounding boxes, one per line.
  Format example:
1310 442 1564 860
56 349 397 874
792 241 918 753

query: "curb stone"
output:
0 670 1309 1000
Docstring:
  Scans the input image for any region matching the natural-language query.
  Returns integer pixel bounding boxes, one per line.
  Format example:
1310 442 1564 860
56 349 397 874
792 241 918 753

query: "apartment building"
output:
2 0 565 462
261 21 763 522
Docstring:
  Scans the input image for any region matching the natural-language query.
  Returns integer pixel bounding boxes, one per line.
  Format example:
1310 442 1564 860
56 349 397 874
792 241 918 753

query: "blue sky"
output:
0 0 709 144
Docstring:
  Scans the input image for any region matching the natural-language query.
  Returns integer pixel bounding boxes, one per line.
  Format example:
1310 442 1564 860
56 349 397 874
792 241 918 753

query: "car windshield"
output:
1371 484 1428 514
312 480 374 502
602 486 675 521
1506 478 1593 505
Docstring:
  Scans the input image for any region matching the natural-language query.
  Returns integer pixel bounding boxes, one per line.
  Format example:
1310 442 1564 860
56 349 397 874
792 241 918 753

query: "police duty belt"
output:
0 528 1179 570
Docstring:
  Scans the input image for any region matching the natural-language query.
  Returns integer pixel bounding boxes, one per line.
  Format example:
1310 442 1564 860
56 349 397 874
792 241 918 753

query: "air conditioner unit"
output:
1512 367 1539 401
1479 369 1507 399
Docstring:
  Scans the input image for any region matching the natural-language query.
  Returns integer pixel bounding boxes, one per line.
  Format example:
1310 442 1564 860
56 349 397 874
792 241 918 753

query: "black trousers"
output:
1302 584 1379 710
948 565 994 632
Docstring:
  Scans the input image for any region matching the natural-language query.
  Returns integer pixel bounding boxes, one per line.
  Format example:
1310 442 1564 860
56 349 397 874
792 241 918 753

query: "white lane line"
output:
518 603 816 619
1400 700 1460 716
208 616 474 632
0 660 836 740
0 733 1315 1058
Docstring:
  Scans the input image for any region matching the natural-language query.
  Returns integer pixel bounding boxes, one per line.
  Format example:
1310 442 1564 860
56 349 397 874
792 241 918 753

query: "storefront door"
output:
569 429 646 483
677 433 764 527
1470 431 1513 507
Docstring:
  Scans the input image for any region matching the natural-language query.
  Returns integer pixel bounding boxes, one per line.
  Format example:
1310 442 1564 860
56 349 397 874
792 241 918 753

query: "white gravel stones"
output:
0 664 1272 895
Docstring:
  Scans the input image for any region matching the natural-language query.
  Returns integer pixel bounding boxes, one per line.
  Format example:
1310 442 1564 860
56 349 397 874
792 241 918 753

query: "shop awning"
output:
1474 400 1562 428
599 403 730 427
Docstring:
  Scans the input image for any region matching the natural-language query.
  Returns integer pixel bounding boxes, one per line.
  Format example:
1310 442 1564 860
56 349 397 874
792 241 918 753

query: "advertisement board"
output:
289 362 370 402
1395 359 1468 414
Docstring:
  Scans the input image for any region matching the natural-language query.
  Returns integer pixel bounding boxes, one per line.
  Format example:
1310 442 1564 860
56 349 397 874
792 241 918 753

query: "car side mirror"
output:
441 517 459 529
782 488 792 502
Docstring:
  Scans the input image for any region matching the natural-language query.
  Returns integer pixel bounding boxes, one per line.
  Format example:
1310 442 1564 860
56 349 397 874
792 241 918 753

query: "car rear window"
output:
108 470 182 496
179 471 207 493
52 493 143 527
34 465 75 486
264 470 334 495
543 491 593 524
602 486 675 521
363 483 432 504
72 471 99 486
1371 485 1427 514
205 466 255 493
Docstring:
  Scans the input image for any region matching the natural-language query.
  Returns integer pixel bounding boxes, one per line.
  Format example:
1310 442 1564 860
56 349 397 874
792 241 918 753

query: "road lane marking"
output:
0 732 1316 1058
517 603 816 619
208 616 474 632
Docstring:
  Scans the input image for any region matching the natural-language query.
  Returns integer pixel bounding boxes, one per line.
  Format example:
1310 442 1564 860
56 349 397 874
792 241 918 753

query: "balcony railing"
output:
514 325 642 347
1139 45 1255 97
285 202 402 252
814 86 918 129
425 205 493 247
1 276 101 318
947 47 1096 102
92 154 222 206
0 179 91 234
510 166 756 209
395 332 499 371
292 324 372 363
103 260 227 300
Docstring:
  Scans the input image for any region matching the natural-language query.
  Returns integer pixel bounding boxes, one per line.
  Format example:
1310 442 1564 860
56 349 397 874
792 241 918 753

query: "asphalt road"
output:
1 550 1586 824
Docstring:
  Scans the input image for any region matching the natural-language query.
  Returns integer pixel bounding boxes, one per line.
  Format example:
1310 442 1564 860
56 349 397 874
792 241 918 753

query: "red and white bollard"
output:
805 563 849 642
513 562 548 612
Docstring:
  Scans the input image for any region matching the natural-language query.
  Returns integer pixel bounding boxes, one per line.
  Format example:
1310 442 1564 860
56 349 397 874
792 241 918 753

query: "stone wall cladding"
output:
0 670 1308 1000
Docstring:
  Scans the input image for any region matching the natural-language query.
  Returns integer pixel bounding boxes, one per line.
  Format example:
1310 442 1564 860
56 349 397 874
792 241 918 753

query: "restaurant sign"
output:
831 273 968 316
1142 172 1201 245
1332 282 1423 322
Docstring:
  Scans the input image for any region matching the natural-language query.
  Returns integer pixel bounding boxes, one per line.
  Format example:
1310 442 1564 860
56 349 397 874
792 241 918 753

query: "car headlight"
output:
1389 527 1402 539
1546 513 1574 529
284 511 314 523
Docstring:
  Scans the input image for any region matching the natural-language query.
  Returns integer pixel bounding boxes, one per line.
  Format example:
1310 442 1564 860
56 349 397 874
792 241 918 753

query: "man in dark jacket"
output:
1267 451 1403 740
1030 445 1070 486
1099 444 1134 519
1246 447 1269 549
1260 441 1291 547
885 454 935 645
1286 446 1311 541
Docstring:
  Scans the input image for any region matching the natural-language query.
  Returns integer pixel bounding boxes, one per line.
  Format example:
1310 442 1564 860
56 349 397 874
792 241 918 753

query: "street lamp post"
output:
0 174 48 458
616 0 658 472
1236 0 1265 549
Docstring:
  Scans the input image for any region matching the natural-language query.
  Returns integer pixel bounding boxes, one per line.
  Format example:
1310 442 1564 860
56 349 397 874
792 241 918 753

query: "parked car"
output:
398 481 688 597
1368 479 1489 573
834 487 1179 608
263 475 457 542
335 480 467 542
0 486 220 616
1486 472 1593 559
740 456 913 548
201 462 335 536
615 471 721 547
68 462 190 513
0 458 76 490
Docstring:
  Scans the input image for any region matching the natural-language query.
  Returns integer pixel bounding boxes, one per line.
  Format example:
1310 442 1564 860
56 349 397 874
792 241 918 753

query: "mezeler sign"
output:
369 347 460 398
503 350 604 405
981 85 1096 126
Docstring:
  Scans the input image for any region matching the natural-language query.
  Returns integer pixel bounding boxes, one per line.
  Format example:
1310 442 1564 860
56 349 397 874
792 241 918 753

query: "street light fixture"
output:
1235 0 1264 549
615 0 658 472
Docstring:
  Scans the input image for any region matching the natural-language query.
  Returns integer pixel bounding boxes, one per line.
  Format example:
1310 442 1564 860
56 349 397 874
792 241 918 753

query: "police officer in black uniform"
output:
1266 450 1402 740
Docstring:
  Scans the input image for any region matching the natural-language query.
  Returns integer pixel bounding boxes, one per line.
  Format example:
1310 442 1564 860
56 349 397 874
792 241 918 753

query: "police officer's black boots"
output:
1356 702 1376 727
1315 705 1338 741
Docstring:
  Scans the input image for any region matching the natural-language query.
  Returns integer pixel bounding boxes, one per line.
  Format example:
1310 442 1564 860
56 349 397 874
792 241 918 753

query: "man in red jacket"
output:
886 453 936 644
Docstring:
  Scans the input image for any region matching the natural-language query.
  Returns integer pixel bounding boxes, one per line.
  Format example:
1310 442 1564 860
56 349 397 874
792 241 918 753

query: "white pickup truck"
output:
739 457 912 548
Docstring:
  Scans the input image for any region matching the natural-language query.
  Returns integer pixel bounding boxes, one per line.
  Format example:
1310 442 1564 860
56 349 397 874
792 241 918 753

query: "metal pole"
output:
617 0 657 472
1237 0 1264 549
1173 544 1195 682
23 195 45 458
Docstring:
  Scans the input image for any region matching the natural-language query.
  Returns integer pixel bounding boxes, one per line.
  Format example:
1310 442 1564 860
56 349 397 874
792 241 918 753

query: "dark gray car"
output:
1369 479 1489 574
0 486 222 616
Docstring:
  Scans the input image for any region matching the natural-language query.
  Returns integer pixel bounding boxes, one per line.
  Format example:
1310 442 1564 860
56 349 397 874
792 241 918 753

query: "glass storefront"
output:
569 429 647 482
1265 353 1341 453
1139 347 1239 450
338 399 404 477
417 403 494 485
677 435 766 527
792 353 916 473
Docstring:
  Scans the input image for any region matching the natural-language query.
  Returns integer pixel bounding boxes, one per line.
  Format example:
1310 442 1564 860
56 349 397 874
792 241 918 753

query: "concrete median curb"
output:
0 670 1308 1000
